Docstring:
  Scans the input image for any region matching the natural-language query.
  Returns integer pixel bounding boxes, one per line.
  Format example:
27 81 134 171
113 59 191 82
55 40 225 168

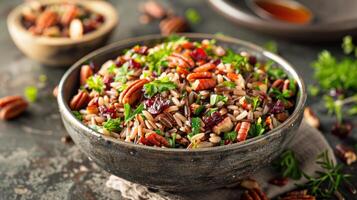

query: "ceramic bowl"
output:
7 0 118 67
57 33 306 191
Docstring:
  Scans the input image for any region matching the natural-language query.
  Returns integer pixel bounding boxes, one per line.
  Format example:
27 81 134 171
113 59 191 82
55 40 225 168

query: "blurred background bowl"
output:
58 33 306 192
7 0 118 67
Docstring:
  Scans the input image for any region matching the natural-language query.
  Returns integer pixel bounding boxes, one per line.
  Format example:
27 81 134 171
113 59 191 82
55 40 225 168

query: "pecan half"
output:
281 190 316 200
335 144 357 165
193 63 216 72
155 112 176 128
70 90 90 110
187 72 213 82
159 16 188 35
141 0 166 19
36 10 58 33
80 65 93 85
271 79 284 89
0 96 28 120
303 107 320 129
146 133 170 147
119 79 149 105
191 79 216 91
241 189 269 200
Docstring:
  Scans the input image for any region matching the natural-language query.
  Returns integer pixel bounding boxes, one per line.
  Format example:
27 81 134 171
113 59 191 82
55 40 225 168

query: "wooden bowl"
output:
209 0 357 42
57 33 306 191
7 0 118 67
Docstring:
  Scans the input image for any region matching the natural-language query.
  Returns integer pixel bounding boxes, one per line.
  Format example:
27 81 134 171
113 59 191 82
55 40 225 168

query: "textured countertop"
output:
0 0 356 199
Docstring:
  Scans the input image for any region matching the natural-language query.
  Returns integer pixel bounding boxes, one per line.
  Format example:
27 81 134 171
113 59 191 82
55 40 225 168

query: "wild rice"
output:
70 37 298 149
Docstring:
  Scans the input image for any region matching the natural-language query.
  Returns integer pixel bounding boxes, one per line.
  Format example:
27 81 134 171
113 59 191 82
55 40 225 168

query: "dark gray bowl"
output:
57 33 306 192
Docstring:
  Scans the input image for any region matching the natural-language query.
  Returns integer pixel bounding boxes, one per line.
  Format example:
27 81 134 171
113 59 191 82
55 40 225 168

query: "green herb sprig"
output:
124 103 144 123
144 77 177 97
103 118 122 132
273 149 302 180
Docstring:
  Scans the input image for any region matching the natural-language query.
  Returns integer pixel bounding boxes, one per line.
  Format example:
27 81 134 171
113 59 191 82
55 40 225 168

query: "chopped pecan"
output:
187 72 213 82
80 65 93 85
119 79 149 106
191 79 216 91
0 96 28 120
70 90 90 110
36 10 58 33
236 121 251 142
212 117 233 135
146 133 170 147
269 177 288 186
335 144 357 165
159 16 188 35
303 107 320 128
281 190 316 200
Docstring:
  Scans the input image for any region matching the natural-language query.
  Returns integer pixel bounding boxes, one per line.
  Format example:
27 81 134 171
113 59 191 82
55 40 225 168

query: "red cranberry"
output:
203 112 224 130
332 121 353 138
134 46 149 55
190 48 207 61
248 56 257 66
270 100 285 114
103 75 113 90
212 59 221 66
129 59 141 69
144 95 170 115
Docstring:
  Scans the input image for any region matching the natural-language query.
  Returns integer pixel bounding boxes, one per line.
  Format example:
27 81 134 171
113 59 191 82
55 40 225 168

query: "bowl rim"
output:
58 33 307 153
7 0 118 46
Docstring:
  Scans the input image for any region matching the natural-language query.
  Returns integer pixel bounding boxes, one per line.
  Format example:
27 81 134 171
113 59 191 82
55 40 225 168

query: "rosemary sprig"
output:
302 151 351 198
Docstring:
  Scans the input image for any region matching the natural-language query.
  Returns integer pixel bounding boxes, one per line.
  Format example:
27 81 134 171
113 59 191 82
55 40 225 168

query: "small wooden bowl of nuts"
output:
7 0 118 67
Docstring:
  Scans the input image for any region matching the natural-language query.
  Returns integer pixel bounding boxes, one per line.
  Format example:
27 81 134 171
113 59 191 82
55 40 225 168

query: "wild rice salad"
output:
69 36 297 149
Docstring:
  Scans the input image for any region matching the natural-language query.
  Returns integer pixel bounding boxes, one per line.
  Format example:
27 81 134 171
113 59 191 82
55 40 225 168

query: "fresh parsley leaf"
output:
210 94 228 105
185 8 201 24
267 67 286 80
194 105 205 115
205 108 218 116
269 88 290 102
168 133 176 148
224 131 237 142
124 103 144 123
107 64 116 74
264 40 278 53
103 118 122 132
221 49 247 69
144 77 177 97
308 85 320 96
72 111 83 121
251 96 260 110
24 86 38 102
221 81 236 88
115 64 133 83
248 117 265 137
189 117 201 137
273 149 302 180
86 76 105 93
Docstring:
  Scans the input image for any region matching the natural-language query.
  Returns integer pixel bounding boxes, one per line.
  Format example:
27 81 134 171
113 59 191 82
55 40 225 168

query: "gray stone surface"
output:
0 0 355 199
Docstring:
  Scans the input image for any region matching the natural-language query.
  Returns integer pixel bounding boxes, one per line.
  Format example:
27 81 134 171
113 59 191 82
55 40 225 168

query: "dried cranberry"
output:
190 48 207 61
103 75 113 90
144 95 170 115
212 59 221 66
248 55 257 66
129 59 141 69
332 121 353 138
98 106 116 118
270 100 285 114
94 14 105 23
134 46 149 55
203 112 224 130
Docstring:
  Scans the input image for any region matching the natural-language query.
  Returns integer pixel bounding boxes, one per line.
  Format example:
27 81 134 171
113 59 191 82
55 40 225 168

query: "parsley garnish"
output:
273 149 302 180
185 8 201 24
267 67 286 80
24 86 38 102
72 111 83 121
189 117 201 137
248 117 265 137
210 94 228 105
103 118 122 132
86 75 105 93
115 64 133 83
221 49 247 69
168 133 176 148
144 77 177 97
124 103 144 123
223 131 237 142
269 88 290 102
221 81 236 88
205 108 218 116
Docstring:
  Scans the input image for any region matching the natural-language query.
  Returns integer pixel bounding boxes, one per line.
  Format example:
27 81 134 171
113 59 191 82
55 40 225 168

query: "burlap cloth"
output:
106 121 336 200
